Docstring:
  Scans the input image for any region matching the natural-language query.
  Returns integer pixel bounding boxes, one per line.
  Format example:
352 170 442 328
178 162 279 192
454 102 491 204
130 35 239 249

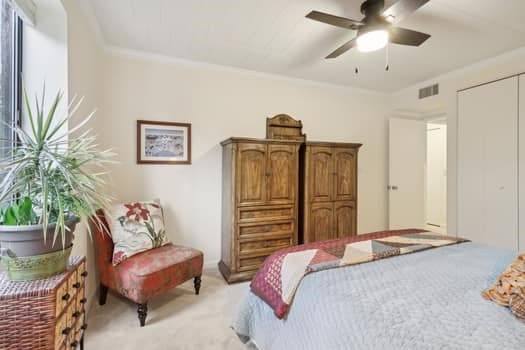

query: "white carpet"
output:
85 268 252 349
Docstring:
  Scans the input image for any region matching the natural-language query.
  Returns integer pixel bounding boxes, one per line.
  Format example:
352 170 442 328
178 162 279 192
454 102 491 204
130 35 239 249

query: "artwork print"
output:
137 120 191 164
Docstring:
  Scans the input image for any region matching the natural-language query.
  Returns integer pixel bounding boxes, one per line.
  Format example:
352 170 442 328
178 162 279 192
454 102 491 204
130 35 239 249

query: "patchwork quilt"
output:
250 229 468 318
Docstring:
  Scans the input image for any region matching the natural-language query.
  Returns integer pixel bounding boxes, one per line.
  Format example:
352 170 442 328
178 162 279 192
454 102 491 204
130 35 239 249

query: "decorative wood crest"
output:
266 114 306 141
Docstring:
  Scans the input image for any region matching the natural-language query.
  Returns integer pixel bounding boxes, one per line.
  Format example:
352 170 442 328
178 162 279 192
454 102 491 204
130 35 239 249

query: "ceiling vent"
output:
419 83 439 99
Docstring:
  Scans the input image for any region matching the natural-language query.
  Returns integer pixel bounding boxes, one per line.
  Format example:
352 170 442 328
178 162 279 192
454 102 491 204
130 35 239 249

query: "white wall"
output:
98 50 391 265
61 0 102 308
391 47 525 236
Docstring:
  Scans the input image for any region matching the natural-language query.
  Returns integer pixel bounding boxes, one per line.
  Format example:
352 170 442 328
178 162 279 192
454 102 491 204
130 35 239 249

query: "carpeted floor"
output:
85 268 252 349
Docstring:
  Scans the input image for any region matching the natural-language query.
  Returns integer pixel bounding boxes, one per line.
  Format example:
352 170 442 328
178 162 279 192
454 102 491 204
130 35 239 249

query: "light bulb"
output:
356 30 389 52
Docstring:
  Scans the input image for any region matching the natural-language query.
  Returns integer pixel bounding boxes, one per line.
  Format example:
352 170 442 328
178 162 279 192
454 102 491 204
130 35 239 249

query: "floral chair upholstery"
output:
93 210 203 326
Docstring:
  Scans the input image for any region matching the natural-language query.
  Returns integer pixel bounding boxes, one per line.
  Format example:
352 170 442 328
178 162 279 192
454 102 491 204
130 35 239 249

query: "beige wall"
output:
391 46 525 236
61 0 102 307
98 50 391 265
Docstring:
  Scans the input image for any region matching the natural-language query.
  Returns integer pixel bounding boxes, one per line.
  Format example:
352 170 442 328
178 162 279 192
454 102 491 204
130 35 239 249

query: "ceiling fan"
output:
306 0 431 59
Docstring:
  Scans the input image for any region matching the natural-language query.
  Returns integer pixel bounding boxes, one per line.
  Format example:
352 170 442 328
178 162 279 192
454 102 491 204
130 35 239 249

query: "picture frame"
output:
137 120 192 164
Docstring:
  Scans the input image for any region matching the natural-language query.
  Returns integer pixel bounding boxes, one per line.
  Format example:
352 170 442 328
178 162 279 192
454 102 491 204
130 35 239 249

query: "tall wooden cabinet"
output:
219 138 301 283
301 142 361 244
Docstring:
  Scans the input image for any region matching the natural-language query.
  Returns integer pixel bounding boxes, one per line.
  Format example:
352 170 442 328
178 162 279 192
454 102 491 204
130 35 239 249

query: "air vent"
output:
418 83 439 99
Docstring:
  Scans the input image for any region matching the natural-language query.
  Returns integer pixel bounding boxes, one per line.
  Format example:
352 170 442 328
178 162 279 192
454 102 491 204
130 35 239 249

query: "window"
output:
0 0 22 163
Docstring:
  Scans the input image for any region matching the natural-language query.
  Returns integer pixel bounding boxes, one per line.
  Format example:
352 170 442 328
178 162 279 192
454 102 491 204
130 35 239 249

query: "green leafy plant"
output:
1 197 37 225
0 86 115 244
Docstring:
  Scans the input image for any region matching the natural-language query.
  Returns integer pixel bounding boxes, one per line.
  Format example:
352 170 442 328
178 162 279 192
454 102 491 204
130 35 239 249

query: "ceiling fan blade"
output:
390 27 431 46
326 38 357 59
382 0 430 24
306 10 363 30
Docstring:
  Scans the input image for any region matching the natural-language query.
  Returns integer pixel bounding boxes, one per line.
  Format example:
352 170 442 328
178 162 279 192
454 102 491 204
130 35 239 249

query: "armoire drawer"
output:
238 221 294 238
239 236 292 256
238 206 294 222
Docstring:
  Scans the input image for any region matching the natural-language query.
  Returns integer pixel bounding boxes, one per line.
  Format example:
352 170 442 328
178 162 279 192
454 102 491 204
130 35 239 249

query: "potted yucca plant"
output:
0 87 114 280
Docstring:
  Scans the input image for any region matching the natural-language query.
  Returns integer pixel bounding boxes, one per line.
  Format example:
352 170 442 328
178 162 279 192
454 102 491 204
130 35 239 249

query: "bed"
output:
232 240 525 349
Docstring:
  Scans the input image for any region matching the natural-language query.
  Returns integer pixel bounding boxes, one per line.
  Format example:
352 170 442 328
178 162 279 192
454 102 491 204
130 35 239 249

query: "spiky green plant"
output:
0 87 115 245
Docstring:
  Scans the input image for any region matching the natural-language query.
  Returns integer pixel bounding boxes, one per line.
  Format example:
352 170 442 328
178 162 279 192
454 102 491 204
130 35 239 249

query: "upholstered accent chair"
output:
92 210 204 326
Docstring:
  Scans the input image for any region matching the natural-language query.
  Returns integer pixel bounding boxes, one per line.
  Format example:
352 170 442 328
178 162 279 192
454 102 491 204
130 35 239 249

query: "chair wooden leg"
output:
137 303 148 327
99 284 108 306
194 275 202 295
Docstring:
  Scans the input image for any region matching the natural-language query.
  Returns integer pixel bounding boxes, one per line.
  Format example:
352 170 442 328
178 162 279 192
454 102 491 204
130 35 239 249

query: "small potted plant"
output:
0 87 114 280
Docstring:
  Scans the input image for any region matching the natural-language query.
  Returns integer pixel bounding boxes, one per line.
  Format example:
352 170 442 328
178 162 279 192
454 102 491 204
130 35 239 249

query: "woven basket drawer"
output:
0 256 87 350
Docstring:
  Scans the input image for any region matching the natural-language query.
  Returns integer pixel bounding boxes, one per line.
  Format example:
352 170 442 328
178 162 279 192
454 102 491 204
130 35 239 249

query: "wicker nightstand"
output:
0 256 88 350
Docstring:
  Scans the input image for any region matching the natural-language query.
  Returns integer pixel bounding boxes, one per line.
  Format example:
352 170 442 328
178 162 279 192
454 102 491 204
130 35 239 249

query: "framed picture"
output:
137 120 192 164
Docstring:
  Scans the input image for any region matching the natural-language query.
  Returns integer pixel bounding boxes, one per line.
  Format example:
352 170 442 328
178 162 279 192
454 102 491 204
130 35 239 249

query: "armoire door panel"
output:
309 203 335 242
333 148 357 201
237 144 267 206
309 147 334 203
334 201 356 238
267 144 298 204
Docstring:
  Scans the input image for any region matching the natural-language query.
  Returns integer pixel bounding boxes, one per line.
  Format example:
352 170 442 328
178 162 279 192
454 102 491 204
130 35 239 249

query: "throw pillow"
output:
482 254 525 319
509 293 525 321
107 200 169 265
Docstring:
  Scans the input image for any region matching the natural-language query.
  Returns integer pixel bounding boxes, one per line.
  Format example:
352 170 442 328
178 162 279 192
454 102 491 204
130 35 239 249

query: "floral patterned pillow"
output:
107 200 169 265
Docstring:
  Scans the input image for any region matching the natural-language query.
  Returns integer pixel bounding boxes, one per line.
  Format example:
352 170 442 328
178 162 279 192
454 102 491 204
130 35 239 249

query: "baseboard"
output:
203 261 219 271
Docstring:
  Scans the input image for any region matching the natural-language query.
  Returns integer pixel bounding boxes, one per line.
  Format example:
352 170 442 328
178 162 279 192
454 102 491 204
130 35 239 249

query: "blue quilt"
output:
232 243 525 349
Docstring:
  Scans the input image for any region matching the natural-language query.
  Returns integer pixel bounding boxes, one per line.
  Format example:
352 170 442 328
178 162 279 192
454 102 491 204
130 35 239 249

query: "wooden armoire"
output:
219 138 302 283
219 115 361 283
300 142 361 244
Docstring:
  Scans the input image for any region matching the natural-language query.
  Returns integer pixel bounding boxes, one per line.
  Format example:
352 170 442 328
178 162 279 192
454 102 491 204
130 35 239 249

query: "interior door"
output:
308 147 334 203
333 148 357 202
458 77 518 250
267 144 297 204
237 144 267 206
426 123 447 232
388 118 426 230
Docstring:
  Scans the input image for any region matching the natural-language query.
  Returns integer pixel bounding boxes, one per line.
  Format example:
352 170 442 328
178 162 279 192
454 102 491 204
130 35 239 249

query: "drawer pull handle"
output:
80 298 87 304
62 293 70 301
81 323 88 330
81 271 88 277
71 340 79 347
62 327 72 335
72 311 81 318
73 282 81 289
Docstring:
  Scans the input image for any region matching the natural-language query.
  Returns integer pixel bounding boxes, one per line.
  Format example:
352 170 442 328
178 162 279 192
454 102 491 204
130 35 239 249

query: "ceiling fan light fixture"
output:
356 29 389 52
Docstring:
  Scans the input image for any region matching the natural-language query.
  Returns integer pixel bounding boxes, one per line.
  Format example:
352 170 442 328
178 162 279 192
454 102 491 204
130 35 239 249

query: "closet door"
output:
457 76 518 250
520 75 525 251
